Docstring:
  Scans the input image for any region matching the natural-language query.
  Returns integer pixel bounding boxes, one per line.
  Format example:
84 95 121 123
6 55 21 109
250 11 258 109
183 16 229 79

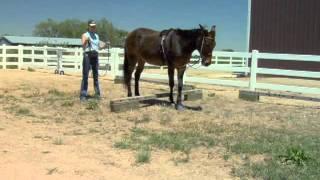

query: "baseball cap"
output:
88 20 96 27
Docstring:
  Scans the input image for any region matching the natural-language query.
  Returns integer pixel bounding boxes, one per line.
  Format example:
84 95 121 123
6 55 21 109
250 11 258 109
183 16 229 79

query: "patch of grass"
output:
136 147 151 164
70 129 86 136
74 119 84 125
181 117 190 121
127 116 138 122
224 126 320 180
20 84 32 91
78 111 87 116
4 95 19 102
44 89 72 106
53 137 64 145
44 96 56 105
279 147 310 167
207 92 216 97
55 117 64 124
15 107 33 116
160 113 172 125
34 135 52 141
175 111 320 178
132 114 151 125
47 167 58 175
48 89 66 97
34 135 43 139
61 100 74 107
31 119 46 124
114 139 131 149
172 152 190 165
88 127 99 134
94 118 103 122
114 128 215 163
86 100 99 110
22 88 41 98
27 67 35 72
223 153 231 161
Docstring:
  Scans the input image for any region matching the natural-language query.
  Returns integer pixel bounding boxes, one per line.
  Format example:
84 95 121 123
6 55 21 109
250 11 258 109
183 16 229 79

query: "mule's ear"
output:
199 24 205 30
211 25 216 32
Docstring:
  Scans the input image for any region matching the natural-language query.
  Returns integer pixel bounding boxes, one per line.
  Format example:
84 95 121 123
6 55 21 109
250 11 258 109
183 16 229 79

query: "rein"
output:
187 36 214 69
161 31 214 69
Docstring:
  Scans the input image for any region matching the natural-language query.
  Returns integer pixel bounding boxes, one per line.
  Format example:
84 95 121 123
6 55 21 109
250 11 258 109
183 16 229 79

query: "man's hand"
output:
99 41 110 49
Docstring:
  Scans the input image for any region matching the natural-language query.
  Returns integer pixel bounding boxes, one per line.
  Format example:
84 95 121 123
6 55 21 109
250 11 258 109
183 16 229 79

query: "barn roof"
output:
2 36 82 46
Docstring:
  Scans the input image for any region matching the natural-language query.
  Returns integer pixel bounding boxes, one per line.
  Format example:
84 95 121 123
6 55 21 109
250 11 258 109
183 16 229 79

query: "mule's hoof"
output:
175 104 185 111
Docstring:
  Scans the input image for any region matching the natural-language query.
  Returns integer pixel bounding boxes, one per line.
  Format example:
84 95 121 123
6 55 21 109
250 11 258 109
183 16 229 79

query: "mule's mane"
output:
175 28 203 38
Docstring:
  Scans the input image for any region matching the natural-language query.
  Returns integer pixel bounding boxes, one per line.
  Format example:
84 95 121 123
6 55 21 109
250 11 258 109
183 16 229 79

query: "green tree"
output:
33 18 60 37
58 19 86 38
33 18 128 47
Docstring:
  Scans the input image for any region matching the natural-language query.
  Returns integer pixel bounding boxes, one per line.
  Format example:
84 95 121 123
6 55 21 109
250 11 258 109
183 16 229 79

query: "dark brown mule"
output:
123 25 216 110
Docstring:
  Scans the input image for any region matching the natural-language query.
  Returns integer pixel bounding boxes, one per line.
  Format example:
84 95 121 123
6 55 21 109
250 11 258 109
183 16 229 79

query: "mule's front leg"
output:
176 67 186 110
126 68 134 97
168 67 175 104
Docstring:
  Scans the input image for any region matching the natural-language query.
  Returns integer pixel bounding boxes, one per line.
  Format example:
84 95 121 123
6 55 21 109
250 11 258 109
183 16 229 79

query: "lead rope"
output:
187 37 205 69
161 35 168 66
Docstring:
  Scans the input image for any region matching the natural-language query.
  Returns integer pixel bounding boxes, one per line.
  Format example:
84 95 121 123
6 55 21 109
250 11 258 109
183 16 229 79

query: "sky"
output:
0 0 249 51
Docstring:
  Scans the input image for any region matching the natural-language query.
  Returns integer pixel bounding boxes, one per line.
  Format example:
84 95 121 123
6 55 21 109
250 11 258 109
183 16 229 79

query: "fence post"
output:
110 48 117 79
114 48 121 77
76 48 83 72
249 50 259 91
17 45 23 70
244 56 249 76
0 45 2 69
57 48 63 73
183 68 187 85
77 48 82 71
31 46 35 67
2 44 6 69
43 45 48 69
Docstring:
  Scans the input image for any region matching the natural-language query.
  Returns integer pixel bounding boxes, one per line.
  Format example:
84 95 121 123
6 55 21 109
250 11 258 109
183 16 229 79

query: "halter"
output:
188 36 214 69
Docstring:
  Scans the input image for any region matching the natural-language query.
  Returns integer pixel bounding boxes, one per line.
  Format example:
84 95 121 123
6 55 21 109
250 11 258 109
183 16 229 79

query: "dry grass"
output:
0 70 319 180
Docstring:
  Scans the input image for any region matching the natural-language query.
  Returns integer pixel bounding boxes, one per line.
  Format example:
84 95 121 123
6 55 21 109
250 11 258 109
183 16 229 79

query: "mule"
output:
123 24 216 110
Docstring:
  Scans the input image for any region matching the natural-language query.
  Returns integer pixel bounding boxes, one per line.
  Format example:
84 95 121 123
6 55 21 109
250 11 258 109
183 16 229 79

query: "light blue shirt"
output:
84 31 100 52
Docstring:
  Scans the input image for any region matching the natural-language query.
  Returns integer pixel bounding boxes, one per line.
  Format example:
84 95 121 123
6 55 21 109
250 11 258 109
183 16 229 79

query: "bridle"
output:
188 36 214 69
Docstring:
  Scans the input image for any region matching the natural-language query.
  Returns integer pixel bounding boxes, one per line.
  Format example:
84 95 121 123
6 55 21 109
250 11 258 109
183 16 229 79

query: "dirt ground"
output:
0 70 319 180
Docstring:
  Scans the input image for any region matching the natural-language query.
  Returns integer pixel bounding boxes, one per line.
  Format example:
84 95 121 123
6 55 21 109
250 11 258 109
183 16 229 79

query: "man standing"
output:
80 19 106 101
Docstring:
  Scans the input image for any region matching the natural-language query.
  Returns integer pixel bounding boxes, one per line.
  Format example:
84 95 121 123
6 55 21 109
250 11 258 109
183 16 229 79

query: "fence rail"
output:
1 45 319 95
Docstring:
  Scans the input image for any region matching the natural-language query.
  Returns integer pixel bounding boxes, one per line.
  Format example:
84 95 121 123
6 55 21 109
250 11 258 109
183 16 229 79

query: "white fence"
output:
1 44 320 95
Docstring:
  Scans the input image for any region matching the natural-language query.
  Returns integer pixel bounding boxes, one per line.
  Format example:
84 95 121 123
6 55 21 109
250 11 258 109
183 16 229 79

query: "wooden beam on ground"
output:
239 90 260 101
110 89 203 112
113 75 196 90
113 76 123 84
239 89 320 102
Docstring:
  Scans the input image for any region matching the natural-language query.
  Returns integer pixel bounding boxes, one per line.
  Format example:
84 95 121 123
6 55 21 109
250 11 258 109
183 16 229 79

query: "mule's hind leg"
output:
168 66 175 104
134 61 145 96
125 56 138 97
176 67 186 110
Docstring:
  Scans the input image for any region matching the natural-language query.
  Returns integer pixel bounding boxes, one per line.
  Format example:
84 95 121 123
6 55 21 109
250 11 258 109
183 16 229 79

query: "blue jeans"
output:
80 53 100 98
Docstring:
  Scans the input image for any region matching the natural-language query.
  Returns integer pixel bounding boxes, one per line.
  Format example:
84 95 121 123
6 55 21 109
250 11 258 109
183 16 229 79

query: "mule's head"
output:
197 24 216 66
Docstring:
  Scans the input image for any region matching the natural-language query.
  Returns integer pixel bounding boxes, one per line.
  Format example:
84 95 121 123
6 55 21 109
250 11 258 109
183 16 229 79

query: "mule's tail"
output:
123 44 130 89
